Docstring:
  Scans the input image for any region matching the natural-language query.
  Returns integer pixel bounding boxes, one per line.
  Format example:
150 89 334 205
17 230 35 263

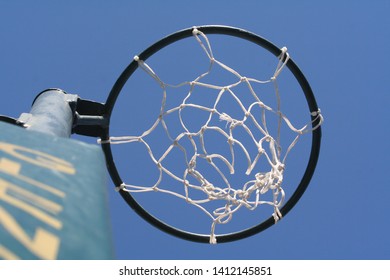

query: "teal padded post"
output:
0 122 114 259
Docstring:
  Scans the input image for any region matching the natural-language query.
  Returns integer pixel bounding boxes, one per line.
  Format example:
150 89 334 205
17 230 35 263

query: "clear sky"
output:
0 1 389 260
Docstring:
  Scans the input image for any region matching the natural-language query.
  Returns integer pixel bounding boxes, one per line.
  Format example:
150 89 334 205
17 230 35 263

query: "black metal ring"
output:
101 25 322 243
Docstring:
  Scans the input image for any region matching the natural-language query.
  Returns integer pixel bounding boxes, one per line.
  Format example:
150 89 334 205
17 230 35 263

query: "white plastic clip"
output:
311 108 322 117
115 183 126 192
192 27 200 36
97 138 111 144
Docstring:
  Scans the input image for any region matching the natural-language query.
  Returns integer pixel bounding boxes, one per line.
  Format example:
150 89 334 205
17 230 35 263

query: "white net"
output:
102 28 323 244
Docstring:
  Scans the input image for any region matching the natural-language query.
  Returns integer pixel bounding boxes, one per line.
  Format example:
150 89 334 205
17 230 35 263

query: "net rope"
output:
101 28 323 244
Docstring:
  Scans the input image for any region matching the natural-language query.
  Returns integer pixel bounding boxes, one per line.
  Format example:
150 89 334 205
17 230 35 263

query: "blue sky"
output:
1 1 389 259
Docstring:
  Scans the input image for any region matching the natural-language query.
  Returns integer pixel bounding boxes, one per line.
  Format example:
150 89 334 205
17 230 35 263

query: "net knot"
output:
204 184 220 199
188 157 197 169
255 173 267 187
277 163 285 172
235 189 248 200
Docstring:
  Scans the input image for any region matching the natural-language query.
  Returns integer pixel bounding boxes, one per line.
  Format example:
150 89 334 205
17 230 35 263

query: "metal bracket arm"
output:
72 98 109 138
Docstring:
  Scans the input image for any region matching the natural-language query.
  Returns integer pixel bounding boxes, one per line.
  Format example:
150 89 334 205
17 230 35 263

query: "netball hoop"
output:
78 25 323 244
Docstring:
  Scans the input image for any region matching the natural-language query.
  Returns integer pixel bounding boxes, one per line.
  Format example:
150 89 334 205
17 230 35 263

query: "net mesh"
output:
102 28 323 244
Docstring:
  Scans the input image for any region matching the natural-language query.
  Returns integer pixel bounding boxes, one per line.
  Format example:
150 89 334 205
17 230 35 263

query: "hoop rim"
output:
101 25 322 243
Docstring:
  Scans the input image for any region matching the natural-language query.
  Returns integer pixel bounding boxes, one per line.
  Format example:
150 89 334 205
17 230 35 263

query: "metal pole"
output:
17 89 78 138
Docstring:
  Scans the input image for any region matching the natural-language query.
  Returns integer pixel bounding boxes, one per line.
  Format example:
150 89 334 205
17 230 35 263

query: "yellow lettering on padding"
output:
0 179 62 230
0 157 21 175
0 142 76 175
0 158 65 198
0 207 60 259
0 244 20 260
